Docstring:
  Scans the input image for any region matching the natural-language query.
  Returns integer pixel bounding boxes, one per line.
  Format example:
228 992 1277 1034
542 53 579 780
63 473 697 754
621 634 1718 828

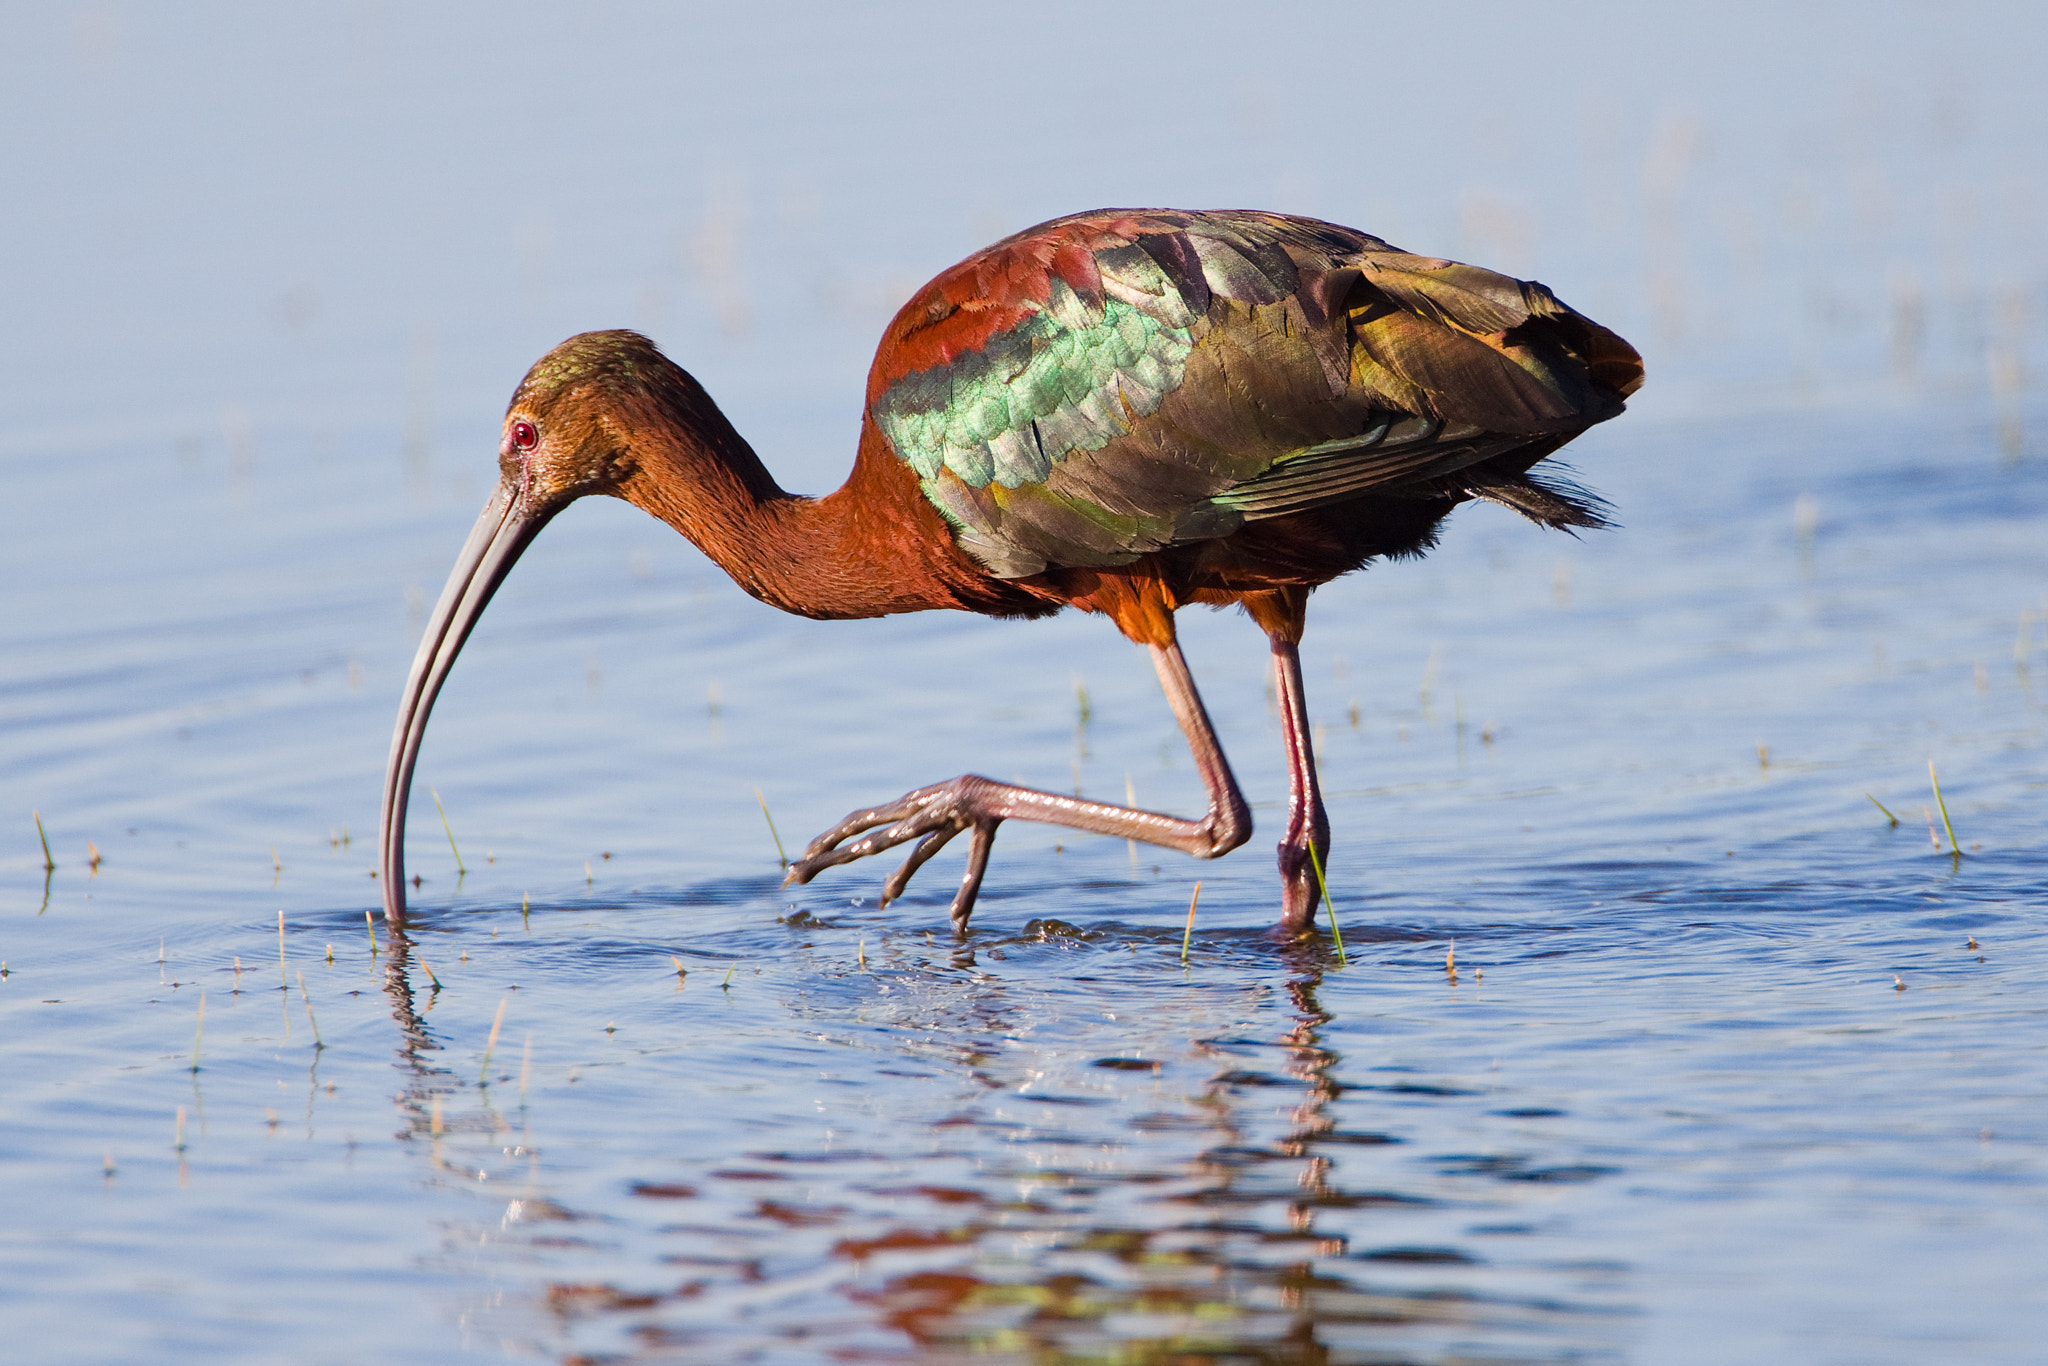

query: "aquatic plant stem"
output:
190 992 205 1072
480 997 507 1083
1181 881 1200 963
33 811 55 871
755 787 787 869
297 972 324 1049
1866 794 1898 827
1928 761 1960 855
1306 841 1346 965
431 788 466 875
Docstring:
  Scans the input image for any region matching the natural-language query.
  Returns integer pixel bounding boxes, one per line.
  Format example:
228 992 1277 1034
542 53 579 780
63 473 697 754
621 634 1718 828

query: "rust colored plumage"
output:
379 208 1641 936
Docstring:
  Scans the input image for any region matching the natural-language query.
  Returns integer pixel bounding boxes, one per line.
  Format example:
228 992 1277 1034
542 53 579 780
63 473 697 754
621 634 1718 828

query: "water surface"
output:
4 4 2046 1362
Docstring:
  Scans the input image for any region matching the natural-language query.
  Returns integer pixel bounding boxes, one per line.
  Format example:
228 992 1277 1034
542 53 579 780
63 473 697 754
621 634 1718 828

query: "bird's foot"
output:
1274 829 1330 936
782 777 1004 934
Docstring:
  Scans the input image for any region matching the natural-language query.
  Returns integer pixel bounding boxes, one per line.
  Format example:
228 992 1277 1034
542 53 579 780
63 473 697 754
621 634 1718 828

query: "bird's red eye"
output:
511 419 539 450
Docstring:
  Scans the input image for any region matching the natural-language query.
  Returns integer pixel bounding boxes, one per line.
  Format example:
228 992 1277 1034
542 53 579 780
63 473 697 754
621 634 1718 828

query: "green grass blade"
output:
1307 841 1346 966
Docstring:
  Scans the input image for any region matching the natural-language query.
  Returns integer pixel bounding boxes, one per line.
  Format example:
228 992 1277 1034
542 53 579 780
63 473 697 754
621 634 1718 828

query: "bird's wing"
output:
867 210 1639 578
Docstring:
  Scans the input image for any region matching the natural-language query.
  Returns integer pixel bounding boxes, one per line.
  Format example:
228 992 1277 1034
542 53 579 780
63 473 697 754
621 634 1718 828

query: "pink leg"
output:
785 639 1252 933
1270 634 1330 933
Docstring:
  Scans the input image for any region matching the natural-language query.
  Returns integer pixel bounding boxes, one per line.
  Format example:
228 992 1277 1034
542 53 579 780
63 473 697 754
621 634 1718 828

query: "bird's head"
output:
376 329 701 922
496 329 675 511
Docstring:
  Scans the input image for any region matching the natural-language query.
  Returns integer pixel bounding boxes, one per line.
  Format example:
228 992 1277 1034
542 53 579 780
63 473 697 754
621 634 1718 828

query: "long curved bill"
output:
379 478 557 922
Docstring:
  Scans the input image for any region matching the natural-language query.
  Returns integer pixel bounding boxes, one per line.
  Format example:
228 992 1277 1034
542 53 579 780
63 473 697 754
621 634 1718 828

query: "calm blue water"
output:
4 4 2045 1362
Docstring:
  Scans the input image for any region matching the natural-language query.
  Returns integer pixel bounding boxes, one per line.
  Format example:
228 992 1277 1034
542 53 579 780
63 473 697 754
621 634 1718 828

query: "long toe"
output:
780 779 983 901
881 823 969 906
946 819 1002 936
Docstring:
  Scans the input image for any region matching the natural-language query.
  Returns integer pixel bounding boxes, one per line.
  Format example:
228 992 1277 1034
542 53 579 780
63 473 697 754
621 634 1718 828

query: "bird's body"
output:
380 209 1641 934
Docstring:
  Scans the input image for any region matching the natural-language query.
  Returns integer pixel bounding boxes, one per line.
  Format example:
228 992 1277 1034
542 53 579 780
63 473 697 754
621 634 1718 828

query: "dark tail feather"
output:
1464 463 1612 531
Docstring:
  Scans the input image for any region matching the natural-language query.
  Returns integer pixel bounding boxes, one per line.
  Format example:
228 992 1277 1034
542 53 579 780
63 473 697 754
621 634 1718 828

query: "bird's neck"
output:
619 413 996 621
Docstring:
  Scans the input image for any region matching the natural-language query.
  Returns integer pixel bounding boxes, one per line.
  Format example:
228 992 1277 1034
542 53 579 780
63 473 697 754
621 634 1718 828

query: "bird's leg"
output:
1270 634 1331 934
784 639 1252 932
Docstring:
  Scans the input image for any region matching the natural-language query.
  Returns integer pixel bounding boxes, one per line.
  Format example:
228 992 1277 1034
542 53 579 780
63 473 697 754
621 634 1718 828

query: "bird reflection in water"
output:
373 931 1631 1362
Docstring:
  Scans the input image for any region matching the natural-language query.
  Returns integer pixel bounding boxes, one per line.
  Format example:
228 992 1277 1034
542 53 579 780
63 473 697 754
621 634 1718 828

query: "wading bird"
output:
380 208 1640 935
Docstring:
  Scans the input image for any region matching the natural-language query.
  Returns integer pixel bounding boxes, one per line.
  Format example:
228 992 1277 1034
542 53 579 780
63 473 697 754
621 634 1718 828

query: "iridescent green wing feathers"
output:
873 279 1196 491
869 210 1640 579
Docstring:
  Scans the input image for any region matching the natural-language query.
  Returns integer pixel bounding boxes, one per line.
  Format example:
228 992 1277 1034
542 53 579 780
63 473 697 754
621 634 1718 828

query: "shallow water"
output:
5 5 2047 1363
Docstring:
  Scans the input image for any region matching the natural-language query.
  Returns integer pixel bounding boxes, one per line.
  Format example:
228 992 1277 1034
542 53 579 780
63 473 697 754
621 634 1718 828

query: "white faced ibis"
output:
380 208 1641 935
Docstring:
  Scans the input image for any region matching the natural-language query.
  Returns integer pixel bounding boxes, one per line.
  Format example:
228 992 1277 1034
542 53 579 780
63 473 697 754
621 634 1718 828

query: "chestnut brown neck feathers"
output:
522 331 1044 622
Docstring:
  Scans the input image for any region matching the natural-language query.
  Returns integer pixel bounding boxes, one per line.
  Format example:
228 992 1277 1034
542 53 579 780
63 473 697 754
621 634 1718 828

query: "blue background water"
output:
3 3 2044 1361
